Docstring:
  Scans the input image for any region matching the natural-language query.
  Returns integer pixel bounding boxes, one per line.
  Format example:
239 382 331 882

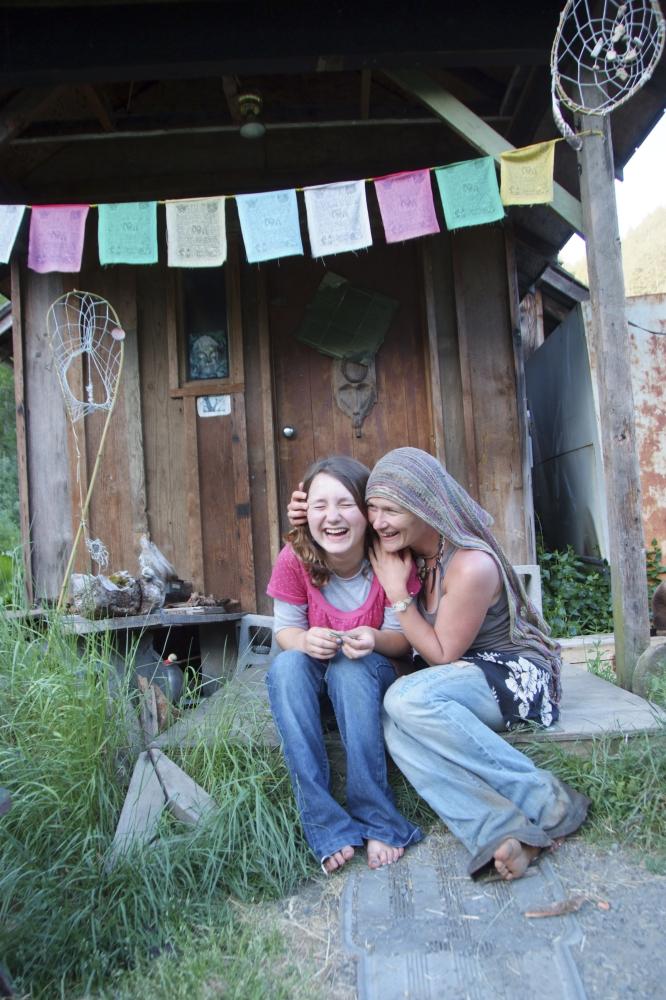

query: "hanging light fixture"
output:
238 92 266 139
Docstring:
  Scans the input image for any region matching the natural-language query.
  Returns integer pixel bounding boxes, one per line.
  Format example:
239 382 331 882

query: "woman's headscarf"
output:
366 447 562 703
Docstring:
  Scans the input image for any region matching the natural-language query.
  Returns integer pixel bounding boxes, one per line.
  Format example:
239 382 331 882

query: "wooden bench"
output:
234 564 543 678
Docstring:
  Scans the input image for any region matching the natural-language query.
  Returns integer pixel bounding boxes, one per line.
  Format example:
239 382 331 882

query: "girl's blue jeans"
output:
266 649 423 865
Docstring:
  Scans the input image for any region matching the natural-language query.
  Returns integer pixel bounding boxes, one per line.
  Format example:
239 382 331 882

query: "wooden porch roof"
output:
0 1 663 311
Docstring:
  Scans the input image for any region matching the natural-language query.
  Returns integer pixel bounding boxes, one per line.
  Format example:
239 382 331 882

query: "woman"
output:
266 456 422 874
290 448 588 880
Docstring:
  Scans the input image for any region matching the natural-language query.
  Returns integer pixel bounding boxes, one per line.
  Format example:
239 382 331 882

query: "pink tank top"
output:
267 545 420 632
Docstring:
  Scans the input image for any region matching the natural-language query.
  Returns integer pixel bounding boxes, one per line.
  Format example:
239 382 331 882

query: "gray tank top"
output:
417 545 548 669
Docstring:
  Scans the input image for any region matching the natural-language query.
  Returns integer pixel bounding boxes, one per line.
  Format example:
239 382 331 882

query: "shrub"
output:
537 543 613 636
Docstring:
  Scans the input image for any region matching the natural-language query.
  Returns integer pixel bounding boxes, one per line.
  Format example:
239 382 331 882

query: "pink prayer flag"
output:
28 204 89 273
374 169 440 243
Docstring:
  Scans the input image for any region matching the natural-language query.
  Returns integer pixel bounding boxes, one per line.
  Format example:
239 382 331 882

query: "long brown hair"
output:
287 456 371 589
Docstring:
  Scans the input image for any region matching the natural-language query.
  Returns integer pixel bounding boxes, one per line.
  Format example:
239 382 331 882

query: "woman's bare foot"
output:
366 839 404 869
493 838 541 880
322 845 355 873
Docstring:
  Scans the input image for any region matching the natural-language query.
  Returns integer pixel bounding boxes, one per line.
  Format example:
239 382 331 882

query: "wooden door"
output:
268 241 436 527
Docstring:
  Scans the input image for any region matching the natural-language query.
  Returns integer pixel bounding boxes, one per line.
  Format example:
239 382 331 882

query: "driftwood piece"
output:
70 571 142 617
149 748 216 825
105 751 166 872
69 536 179 617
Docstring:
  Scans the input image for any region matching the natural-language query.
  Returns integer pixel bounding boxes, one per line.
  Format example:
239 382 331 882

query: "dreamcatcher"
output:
551 0 665 149
46 290 125 609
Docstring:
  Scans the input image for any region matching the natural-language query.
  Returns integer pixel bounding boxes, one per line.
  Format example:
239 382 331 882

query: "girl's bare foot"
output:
323 845 355 873
366 839 404 869
493 838 541 880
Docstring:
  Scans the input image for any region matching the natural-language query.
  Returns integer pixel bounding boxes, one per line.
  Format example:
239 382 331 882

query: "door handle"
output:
282 426 296 439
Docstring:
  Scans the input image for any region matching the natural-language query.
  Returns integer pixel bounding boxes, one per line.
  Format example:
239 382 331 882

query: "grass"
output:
522 638 666 873
0 610 317 998
3 591 666 994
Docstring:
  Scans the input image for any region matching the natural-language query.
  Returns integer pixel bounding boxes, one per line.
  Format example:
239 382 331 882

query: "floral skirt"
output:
460 650 559 729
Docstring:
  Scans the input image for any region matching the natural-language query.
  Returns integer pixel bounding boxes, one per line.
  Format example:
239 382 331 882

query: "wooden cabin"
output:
0 1 663 618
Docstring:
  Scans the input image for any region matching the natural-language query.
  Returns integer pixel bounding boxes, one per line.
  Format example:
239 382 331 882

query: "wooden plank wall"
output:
64 267 144 578
16 232 531 606
18 267 72 600
449 227 530 563
136 268 189 578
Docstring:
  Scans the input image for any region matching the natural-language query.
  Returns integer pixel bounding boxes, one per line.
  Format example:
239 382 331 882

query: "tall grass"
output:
525 728 666 871
0 610 314 998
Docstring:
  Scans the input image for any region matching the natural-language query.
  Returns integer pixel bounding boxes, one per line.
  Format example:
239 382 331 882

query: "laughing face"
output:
366 497 423 551
306 472 368 568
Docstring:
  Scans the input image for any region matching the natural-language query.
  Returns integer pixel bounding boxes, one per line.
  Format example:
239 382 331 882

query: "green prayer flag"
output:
435 157 504 231
98 202 158 265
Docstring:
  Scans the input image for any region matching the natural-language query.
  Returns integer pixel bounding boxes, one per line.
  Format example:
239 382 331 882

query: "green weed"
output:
0 611 314 998
526 727 666 868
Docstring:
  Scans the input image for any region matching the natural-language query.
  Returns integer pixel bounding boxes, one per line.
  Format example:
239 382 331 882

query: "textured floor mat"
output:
341 835 588 1000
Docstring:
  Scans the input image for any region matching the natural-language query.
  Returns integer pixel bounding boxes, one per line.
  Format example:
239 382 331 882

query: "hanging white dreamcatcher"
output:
551 0 665 149
46 290 125 609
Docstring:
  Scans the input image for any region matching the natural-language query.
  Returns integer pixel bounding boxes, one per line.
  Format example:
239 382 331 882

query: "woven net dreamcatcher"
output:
551 0 665 148
46 290 126 609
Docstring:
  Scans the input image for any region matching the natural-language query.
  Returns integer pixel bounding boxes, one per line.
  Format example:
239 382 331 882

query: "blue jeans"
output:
383 664 589 875
266 649 423 864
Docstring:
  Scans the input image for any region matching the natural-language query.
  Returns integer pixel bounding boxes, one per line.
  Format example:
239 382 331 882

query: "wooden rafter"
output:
0 86 64 145
82 84 116 132
383 68 583 235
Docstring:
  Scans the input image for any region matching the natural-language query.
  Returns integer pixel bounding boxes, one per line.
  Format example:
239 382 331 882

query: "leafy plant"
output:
646 537 666 598
537 542 613 637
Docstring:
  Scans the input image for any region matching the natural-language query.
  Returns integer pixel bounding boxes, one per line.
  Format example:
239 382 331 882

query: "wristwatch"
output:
390 595 413 613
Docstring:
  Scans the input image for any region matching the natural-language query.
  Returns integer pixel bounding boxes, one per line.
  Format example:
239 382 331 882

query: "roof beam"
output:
384 68 583 235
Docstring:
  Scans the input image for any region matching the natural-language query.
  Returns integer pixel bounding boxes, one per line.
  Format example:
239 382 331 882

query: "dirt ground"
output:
241 828 666 999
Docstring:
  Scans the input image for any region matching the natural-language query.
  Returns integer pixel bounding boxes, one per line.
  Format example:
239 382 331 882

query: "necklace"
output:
417 537 445 594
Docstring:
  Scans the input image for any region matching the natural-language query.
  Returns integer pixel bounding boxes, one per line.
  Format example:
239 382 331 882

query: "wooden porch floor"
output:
151 634 666 752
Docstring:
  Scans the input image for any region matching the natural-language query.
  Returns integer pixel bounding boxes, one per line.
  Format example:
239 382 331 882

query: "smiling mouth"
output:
324 527 348 538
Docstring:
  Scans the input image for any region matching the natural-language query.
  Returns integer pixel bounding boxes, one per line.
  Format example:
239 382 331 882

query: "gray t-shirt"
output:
273 560 400 633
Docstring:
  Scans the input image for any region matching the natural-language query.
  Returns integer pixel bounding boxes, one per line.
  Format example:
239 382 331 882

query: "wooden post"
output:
577 114 650 689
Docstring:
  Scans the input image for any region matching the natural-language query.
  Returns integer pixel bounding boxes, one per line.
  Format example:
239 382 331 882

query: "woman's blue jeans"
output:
383 663 588 875
266 649 423 864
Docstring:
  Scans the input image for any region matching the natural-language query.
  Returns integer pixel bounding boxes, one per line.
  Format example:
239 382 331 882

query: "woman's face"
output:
366 497 423 551
306 473 367 561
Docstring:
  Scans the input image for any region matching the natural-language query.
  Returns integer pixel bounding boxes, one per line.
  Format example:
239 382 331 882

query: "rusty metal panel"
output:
626 294 666 556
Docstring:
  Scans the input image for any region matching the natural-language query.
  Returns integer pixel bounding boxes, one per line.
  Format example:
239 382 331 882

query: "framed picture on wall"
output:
168 243 243 396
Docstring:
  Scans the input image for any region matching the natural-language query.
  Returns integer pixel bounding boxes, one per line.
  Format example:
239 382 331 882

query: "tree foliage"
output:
564 206 666 296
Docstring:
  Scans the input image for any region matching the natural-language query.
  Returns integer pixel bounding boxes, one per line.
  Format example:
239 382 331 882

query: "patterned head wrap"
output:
366 447 561 702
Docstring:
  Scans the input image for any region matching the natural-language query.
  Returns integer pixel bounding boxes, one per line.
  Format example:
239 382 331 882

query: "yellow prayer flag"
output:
500 141 556 206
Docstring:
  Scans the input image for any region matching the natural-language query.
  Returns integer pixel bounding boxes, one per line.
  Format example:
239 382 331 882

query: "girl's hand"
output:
301 626 341 659
340 627 375 659
287 482 308 526
369 543 413 603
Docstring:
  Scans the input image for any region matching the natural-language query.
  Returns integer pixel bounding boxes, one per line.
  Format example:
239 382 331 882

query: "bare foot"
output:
366 839 405 869
493 838 541 880
322 845 355 874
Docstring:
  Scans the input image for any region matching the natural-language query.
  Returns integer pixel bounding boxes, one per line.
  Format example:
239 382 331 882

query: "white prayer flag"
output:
0 205 26 263
165 197 226 267
304 180 372 257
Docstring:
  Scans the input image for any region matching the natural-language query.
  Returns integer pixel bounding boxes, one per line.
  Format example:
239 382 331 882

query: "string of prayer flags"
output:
98 201 158 265
304 180 372 258
165 197 226 267
236 188 303 263
374 169 440 243
0 205 26 264
28 205 89 273
500 140 556 206
435 157 504 231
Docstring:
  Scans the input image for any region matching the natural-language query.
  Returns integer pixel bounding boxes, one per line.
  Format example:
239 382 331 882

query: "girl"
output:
266 456 422 874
